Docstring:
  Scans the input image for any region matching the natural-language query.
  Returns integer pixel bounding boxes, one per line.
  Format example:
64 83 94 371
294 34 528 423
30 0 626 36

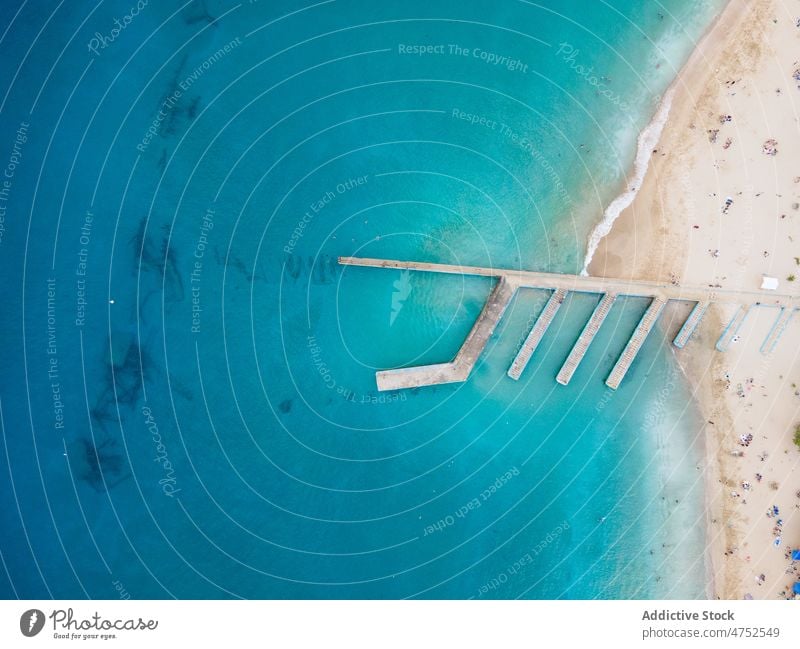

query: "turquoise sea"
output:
0 0 725 598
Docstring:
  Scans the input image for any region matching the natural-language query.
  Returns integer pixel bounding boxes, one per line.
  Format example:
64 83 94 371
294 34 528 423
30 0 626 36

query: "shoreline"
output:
580 86 675 275
588 0 800 599
579 0 735 276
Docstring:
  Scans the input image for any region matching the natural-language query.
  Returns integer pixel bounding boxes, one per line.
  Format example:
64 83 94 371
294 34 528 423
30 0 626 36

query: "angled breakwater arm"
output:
376 277 515 391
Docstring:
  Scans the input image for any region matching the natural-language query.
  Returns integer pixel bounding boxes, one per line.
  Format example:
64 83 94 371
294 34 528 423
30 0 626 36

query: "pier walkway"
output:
673 300 709 349
340 257 799 306
760 307 795 355
716 305 751 352
605 297 667 389
339 257 798 391
508 288 567 380
556 293 616 386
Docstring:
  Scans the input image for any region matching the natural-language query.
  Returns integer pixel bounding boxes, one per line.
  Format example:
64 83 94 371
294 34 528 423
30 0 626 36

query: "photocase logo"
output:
20 609 45 637
390 270 412 326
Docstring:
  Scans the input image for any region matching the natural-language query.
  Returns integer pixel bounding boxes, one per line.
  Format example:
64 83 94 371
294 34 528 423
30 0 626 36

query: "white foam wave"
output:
580 86 675 275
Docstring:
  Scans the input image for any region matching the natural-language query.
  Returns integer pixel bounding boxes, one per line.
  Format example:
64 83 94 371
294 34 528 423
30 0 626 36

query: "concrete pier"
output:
605 297 667 390
715 305 751 352
339 257 799 307
508 288 567 380
376 277 515 391
338 257 799 391
453 277 515 369
376 362 460 391
760 307 794 355
556 293 616 386
673 300 709 349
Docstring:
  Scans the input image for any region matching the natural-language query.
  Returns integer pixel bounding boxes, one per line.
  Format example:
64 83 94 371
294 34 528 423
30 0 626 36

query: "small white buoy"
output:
109 299 115 304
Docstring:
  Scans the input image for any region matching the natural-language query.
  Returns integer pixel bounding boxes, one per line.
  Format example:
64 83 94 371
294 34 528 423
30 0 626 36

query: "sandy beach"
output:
588 0 800 599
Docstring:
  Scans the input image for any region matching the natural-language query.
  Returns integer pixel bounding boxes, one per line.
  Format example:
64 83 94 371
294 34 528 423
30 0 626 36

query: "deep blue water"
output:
0 0 722 599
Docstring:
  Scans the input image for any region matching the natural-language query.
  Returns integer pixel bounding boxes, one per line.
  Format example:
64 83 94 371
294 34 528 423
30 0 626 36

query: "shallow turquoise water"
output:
0 0 721 598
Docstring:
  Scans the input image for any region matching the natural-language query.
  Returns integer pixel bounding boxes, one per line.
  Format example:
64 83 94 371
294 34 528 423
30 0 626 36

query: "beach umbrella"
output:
791 550 800 561
793 582 800 595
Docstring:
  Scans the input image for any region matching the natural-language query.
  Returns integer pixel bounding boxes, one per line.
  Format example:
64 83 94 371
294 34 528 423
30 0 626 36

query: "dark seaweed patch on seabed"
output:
74 434 130 492
186 96 201 120
130 219 157 270
76 340 145 492
226 254 266 283
183 0 217 26
283 254 341 283
285 254 302 279
82 335 155 492
158 54 188 138
158 225 185 303
91 339 150 425
168 375 194 403
129 220 185 303
147 52 204 169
